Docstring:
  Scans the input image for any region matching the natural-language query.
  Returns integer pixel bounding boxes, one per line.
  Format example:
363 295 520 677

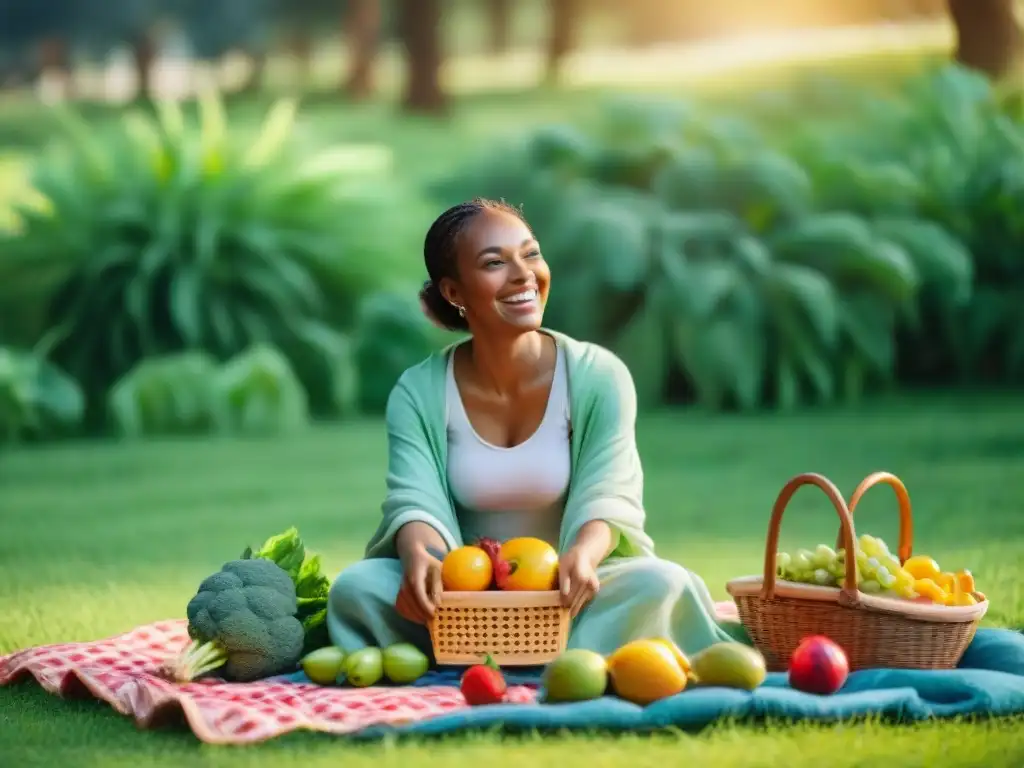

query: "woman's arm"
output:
396 521 449 565
559 345 654 559
570 519 616 569
364 376 462 559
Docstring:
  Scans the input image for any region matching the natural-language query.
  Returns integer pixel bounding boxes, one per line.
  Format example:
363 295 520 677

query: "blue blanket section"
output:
281 628 1024 738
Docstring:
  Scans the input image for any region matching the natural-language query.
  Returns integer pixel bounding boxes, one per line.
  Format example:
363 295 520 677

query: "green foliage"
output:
108 351 219 438
211 344 310 436
351 289 451 414
434 65 1022 410
108 344 317 438
241 525 332 656
0 92 401 424
787 65 1024 384
0 346 83 444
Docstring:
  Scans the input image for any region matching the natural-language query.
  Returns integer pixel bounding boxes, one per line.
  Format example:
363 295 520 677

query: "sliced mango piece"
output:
956 569 976 594
913 577 950 604
904 556 942 582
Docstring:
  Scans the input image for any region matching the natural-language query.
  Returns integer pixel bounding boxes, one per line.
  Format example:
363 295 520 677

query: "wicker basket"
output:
726 471 988 672
428 590 570 666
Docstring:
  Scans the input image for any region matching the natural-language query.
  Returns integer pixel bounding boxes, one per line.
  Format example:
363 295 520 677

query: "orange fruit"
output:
607 639 688 705
441 546 493 591
498 537 559 591
956 569 976 594
903 556 942 582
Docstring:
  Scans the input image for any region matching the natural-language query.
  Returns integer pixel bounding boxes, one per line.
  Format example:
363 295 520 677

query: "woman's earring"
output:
457 305 466 318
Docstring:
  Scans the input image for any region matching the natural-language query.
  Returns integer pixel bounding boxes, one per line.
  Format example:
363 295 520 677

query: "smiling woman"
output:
417 198 549 333
326 198 743 659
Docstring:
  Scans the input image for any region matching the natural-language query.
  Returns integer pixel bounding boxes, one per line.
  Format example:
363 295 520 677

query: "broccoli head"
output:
170 558 305 682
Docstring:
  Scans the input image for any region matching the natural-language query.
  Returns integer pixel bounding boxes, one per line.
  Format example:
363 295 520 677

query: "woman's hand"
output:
558 546 601 618
396 543 444 625
394 522 449 625
559 520 615 617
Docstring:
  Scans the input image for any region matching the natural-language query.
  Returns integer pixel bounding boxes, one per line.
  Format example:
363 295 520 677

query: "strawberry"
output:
460 655 507 706
476 537 513 589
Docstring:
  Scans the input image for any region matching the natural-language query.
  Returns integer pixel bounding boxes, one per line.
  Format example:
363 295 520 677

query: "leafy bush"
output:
785 66 1024 384
0 346 84 444
211 344 310 436
108 352 219 438
351 289 451 414
432 65 1022 410
0 92 404 425
108 344 320 438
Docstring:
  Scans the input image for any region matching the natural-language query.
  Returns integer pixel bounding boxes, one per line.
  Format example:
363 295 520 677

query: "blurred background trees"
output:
2 1 1020 108
2 0 1024 445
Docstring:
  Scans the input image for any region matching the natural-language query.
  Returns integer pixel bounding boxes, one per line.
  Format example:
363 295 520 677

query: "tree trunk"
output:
344 0 381 100
625 0 689 46
397 0 447 114
131 34 156 99
287 35 313 80
487 0 513 54
947 0 1023 78
239 49 268 93
545 0 580 83
39 37 74 98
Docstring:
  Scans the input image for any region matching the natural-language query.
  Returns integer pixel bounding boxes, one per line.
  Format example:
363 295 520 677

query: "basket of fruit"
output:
726 471 988 672
429 537 571 666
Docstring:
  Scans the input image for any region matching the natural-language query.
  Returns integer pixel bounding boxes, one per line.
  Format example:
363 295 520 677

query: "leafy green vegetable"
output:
171 558 305 682
242 527 332 655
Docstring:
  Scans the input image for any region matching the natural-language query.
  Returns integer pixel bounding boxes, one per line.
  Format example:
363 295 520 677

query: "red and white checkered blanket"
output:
0 619 536 743
0 602 740 744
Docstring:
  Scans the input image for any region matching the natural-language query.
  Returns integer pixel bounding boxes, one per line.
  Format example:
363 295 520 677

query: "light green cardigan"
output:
363 329 657 561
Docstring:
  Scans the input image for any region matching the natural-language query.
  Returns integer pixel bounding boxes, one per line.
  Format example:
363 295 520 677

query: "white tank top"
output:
445 345 571 548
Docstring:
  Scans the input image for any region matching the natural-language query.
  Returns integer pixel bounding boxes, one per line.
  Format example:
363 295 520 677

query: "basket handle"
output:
762 472 860 606
835 471 914 565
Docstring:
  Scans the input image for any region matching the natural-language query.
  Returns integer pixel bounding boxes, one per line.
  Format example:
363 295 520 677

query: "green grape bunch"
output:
776 534 918 600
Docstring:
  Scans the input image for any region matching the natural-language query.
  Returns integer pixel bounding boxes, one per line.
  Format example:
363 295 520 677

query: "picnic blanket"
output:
3 603 1024 745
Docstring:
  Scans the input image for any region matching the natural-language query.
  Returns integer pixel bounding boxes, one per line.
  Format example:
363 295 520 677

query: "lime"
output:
342 647 384 687
382 643 430 684
542 649 609 702
300 646 346 685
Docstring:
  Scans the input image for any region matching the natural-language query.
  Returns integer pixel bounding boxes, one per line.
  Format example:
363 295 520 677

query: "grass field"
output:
2 393 1023 766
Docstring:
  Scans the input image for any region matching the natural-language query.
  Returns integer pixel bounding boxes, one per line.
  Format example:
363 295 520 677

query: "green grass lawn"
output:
2 393 1022 766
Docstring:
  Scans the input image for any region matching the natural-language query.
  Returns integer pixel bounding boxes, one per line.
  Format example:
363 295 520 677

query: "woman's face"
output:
441 208 550 334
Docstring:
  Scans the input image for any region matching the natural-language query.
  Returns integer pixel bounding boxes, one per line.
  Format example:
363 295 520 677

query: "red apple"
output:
788 635 849 695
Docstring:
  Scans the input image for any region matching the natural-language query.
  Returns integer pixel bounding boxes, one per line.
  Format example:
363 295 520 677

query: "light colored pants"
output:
326 555 744 659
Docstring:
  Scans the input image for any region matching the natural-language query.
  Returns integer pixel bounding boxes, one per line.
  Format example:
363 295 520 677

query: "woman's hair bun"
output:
418 280 468 332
